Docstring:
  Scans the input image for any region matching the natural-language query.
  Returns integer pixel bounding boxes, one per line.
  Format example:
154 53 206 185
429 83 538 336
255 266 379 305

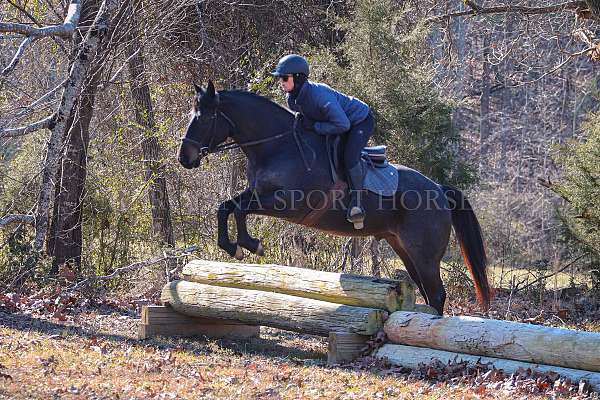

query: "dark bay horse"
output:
178 81 491 315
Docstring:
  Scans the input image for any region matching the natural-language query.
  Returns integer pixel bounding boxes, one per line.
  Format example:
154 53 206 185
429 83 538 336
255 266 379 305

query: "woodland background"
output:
1 0 599 308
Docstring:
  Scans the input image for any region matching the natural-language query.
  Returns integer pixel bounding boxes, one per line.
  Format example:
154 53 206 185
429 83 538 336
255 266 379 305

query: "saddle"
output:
326 137 398 197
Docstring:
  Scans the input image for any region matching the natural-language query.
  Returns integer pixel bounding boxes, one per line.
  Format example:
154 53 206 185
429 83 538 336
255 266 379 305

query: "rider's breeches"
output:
344 111 375 170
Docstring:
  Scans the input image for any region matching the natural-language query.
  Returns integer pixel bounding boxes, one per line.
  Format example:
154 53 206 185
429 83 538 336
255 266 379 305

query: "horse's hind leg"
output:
414 257 446 315
385 235 427 303
387 224 449 315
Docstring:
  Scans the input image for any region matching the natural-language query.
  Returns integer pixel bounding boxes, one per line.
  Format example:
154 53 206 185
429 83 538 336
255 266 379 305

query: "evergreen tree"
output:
307 0 475 186
553 113 600 262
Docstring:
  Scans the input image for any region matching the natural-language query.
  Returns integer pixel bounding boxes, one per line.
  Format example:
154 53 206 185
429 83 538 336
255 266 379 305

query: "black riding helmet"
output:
272 54 309 77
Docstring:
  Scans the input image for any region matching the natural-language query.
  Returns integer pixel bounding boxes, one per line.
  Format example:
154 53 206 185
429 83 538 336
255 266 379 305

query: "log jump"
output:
137 259 600 391
139 259 418 363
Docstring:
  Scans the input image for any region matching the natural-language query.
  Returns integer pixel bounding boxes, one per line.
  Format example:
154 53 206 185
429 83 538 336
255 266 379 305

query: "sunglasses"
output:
278 75 291 82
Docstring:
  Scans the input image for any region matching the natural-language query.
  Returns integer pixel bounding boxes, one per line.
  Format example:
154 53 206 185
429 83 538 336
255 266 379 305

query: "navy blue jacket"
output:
287 80 370 135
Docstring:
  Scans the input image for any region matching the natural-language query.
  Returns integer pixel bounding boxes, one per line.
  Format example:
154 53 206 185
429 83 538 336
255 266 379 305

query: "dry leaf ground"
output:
0 287 599 399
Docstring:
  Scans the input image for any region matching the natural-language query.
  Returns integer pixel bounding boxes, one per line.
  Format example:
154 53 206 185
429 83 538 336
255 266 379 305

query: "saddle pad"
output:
363 161 398 197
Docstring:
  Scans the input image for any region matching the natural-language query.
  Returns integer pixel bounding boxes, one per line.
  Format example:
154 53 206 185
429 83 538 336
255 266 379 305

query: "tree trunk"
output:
182 259 416 312
47 79 99 272
34 0 117 252
370 238 381 277
161 280 386 336
383 311 600 372
375 344 600 392
479 35 491 174
126 6 174 248
47 0 103 272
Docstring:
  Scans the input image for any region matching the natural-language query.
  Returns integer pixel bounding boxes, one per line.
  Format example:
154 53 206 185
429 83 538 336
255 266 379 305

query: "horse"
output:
178 81 491 315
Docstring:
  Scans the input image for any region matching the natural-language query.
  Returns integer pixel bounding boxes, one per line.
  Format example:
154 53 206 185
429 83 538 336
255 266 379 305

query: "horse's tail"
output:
441 185 492 310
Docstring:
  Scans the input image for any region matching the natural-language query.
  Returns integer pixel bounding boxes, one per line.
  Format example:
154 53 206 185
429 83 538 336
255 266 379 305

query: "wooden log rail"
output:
375 344 600 392
182 259 416 312
384 311 600 372
161 280 387 336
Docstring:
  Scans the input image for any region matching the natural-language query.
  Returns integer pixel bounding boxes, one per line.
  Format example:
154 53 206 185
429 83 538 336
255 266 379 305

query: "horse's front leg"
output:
217 198 244 259
233 189 265 257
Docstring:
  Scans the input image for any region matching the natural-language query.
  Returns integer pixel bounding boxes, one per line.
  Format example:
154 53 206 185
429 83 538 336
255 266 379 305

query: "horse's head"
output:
178 81 233 169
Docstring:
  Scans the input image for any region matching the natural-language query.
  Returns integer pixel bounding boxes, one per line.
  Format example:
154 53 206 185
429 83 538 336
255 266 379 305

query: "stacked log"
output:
181 259 416 312
375 345 600 392
374 311 600 392
144 258 600 392
381 311 600 372
161 280 386 336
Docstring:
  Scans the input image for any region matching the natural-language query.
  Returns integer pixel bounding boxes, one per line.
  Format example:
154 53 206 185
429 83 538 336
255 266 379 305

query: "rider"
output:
272 54 375 229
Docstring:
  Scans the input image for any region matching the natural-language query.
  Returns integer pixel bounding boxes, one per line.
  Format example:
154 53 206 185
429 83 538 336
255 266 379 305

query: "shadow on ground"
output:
0 310 326 362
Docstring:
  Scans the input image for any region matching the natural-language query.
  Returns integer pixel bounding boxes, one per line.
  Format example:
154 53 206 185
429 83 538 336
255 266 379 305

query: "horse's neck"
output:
220 94 332 190
222 95 295 162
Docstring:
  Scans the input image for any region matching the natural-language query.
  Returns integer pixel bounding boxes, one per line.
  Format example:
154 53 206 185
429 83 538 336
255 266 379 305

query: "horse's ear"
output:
194 83 204 94
206 80 216 98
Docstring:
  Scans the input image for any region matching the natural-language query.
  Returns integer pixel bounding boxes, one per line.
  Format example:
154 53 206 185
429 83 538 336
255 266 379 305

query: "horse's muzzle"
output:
179 154 203 169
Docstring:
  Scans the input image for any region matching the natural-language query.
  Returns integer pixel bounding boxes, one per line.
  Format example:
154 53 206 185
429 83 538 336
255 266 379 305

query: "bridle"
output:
181 108 291 157
180 107 313 171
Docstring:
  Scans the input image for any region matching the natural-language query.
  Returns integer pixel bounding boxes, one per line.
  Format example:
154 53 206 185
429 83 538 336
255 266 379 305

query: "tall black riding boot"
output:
346 163 366 229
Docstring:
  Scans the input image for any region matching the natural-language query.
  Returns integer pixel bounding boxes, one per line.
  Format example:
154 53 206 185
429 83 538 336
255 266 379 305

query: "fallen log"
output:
161 280 386 336
375 344 600 392
182 259 416 312
384 311 600 372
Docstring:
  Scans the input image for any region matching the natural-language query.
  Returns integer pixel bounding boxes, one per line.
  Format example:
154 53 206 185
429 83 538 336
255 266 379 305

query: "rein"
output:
181 108 312 171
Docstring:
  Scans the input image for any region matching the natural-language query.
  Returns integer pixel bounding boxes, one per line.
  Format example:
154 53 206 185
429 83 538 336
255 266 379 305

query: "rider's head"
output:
272 54 309 93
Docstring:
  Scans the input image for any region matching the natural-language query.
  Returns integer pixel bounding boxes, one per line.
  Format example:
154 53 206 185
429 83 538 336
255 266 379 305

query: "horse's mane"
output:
221 90 294 117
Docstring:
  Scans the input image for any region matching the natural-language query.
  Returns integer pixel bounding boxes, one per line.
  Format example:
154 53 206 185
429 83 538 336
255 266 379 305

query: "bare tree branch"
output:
0 115 54 138
5 0 69 55
512 255 586 292
0 0 81 38
0 80 68 138
425 1 587 24
66 245 199 292
0 214 34 226
1 37 36 76
509 46 596 87
14 79 68 119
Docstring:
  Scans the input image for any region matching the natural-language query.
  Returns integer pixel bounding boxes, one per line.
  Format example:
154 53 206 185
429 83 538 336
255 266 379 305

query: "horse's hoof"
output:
234 245 244 260
256 242 265 256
